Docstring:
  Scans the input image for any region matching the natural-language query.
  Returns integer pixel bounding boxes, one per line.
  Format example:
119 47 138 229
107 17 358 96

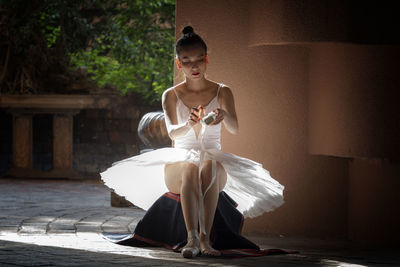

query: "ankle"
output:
187 229 200 240
199 233 210 242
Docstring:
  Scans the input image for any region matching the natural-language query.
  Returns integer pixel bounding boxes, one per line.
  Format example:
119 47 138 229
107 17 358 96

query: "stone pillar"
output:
5 109 35 177
12 113 33 170
53 113 73 169
48 109 82 179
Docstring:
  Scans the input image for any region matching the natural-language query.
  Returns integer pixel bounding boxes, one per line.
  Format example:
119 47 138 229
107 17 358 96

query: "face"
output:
177 46 207 80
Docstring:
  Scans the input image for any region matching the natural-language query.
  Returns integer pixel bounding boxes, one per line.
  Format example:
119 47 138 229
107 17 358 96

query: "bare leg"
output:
180 163 200 233
199 161 227 256
165 162 200 257
164 161 227 257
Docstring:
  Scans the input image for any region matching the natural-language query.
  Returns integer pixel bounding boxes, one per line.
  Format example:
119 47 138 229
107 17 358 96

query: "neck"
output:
185 77 209 91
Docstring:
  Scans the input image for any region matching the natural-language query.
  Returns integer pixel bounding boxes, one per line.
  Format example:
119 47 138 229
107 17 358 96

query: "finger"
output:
215 114 224 123
190 113 199 120
190 114 200 122
192 109 202 118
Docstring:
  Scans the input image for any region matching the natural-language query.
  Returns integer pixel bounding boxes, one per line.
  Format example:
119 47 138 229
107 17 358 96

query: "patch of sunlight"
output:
320 258 369 267
0 233 165 259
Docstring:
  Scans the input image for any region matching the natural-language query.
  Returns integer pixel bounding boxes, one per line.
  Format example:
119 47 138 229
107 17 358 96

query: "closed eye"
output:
182 58 205 65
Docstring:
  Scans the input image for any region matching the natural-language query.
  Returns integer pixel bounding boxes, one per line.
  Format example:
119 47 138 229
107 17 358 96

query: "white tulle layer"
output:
100 147 285 218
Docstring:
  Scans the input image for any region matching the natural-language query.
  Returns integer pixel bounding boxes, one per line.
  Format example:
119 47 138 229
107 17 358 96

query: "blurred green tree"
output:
0 0 175 104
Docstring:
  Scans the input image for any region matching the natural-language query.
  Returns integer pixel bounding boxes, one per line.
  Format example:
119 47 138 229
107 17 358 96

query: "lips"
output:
192 72 200 76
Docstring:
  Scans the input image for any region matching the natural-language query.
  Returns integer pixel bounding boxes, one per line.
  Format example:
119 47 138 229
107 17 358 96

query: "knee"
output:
181 163 199 186
201 160 227 192
200 160 215 190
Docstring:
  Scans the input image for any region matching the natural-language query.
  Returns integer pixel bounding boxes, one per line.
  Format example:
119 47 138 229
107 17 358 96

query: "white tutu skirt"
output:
100 147 285 218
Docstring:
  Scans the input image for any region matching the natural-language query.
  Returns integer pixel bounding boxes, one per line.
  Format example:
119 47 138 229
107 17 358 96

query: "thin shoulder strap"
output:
217 83 223 98
172 87 180 101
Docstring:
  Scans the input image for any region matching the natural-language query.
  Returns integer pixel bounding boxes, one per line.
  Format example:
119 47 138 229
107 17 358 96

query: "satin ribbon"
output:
197 119 217 235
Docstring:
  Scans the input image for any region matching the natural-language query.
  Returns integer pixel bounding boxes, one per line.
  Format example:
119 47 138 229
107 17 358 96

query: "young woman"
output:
100 26 285 259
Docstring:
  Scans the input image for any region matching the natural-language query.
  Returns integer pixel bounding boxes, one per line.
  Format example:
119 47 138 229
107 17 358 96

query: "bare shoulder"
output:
218 84 234 100
162 86 176 100
161 86 179 108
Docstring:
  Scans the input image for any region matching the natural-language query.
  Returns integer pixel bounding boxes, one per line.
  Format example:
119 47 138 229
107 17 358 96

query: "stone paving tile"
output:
19 224 48 235
75 223 103 233
0 225 19 234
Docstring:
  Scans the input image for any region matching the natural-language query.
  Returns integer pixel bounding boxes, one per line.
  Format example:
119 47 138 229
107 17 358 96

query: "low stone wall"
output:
0 94 161 179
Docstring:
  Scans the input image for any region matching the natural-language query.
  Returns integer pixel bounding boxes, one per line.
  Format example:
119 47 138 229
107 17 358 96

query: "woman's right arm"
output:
162 88 191 140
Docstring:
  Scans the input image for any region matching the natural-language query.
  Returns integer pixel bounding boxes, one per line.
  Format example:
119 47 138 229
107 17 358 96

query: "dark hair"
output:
175 26 207 57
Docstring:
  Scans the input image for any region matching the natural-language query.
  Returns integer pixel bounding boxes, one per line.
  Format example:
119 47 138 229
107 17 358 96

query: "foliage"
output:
69 0 175 104
0 0 175 104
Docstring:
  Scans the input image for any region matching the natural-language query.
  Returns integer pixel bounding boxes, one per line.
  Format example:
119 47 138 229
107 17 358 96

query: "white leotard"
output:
172 83 223 150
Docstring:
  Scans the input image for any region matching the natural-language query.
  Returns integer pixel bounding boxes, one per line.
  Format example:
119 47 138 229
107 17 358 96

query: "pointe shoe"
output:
182 246 200 259
182 230 200 259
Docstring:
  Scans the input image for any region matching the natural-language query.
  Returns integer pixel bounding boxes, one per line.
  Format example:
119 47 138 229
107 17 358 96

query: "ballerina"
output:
100 25 285 259
163 26 237 258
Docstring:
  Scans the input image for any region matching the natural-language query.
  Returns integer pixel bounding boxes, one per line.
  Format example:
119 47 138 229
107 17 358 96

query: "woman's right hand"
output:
188 105 205 127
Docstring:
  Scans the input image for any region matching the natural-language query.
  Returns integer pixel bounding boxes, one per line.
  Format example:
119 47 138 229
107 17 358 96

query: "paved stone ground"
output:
0 178 399 266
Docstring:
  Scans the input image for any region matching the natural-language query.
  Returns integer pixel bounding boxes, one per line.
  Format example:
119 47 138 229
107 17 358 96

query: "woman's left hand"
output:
211 108 225 125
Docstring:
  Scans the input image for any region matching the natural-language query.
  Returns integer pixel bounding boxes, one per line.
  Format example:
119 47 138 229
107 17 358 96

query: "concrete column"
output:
308 43 399 158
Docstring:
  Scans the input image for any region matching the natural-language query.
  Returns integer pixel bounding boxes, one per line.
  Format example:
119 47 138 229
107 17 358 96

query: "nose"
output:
192 60 199 68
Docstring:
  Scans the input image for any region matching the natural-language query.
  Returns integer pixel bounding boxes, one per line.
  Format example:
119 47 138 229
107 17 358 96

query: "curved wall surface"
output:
175 0 400 245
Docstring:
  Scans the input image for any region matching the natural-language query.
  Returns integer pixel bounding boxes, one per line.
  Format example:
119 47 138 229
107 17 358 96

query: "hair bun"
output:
182 26 194 35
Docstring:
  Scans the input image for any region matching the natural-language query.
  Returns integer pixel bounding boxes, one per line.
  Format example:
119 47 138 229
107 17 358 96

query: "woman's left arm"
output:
213 86 238 134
